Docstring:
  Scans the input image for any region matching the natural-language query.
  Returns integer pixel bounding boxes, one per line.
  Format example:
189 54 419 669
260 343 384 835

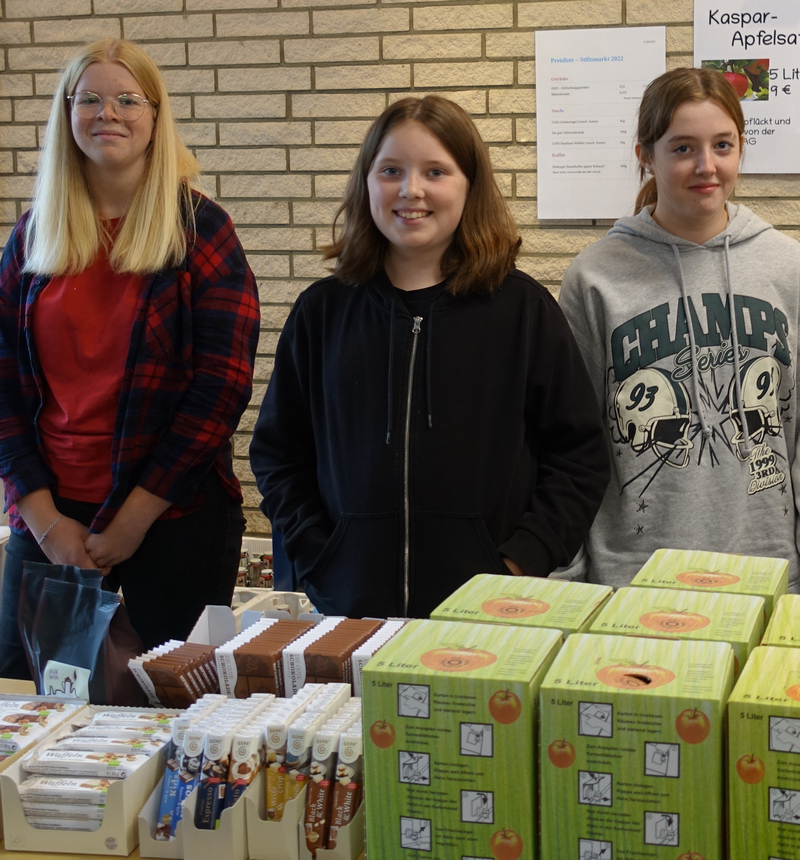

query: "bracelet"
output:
36 515 64 547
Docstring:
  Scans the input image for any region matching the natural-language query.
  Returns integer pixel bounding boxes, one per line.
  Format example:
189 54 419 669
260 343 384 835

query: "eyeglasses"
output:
67 91 152 121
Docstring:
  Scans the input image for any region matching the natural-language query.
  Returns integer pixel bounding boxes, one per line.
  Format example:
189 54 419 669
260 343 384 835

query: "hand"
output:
85 520 148 570
84 485 171 570
503 557 525 577
39 516 99 569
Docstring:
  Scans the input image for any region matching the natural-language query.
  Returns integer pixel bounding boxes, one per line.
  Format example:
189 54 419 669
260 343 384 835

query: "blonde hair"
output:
635 67 745 214
24 39 200 275
324 96 520 296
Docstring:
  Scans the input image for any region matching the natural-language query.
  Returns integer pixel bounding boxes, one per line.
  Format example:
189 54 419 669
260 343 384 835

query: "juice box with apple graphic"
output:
728 645 800 859
762 594 800 647
631 548 788 619
362 618 562 860
589 586 764 680
430 573 613 638
540 633 734 860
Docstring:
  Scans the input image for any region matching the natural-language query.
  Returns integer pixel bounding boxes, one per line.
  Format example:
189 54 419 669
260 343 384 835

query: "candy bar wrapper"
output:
22 800 106 820
71 724 172 744
326 726 363 849
173 726 206 830
284 714 325 808
22 748 151 779
223 729 262 810
55 735 165 757
282 619 345 696
193 729 234 829
88 710 176 729
17 775 112 805
304 724 346 857
26 816 103 831
0 700 82 758
155 716 191 840
265 702 307 821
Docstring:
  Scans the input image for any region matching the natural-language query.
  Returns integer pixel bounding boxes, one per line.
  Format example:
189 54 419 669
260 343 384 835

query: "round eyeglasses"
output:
67 91 152 121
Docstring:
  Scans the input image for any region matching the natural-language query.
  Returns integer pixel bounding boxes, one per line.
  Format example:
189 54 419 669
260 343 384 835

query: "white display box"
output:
0 743 164 854
179 776 250 860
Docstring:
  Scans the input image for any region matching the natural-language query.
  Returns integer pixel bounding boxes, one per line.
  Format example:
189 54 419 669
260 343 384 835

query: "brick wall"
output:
1 0 798 537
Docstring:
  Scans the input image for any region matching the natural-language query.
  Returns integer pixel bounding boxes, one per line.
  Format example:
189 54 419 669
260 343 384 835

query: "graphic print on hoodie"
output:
559 203 800 590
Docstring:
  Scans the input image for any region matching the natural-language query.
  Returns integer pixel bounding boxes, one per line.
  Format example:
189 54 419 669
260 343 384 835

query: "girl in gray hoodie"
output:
559 67 800 591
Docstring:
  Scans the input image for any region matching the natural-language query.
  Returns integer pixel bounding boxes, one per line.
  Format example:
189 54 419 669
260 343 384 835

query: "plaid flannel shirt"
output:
0 193 260 534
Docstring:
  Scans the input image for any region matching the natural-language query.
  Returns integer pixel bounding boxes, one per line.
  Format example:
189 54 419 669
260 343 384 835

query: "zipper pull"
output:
412 316 422 334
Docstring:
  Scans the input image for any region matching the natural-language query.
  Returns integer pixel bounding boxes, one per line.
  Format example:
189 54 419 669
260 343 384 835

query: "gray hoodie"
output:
559 203 800 590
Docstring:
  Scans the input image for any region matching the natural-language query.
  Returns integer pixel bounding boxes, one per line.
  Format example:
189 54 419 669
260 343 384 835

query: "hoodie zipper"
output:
403 315 422 615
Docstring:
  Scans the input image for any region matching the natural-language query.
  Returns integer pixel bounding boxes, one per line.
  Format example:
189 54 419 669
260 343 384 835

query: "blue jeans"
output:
0 471 245 681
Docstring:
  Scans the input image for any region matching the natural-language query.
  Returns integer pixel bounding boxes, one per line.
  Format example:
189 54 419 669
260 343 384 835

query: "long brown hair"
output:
324 96 520 295
635 67 744 214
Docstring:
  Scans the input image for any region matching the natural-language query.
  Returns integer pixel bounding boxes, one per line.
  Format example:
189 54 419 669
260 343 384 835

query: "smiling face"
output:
70 60 154 185
367 120 469 287
638 99 742 244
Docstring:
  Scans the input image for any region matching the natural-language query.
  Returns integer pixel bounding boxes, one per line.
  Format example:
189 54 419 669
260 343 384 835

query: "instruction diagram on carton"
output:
771 716 800 753
644 742 680 778
399 751 430 785
579 839 612 859
579 702 613 737
644 811 679 846
578 771 612 807
461 790 494 824
770 788 800 824
460 722 493 757
398 684 430 719
400 816 431 851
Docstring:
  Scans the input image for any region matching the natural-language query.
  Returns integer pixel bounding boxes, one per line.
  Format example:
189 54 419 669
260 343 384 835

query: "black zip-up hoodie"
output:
250 269 610 618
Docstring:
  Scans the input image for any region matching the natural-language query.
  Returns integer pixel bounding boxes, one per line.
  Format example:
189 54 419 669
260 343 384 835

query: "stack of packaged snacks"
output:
283 618 383 696
588 585 765 679
631 548 788 619
216 618 316 698
430 572 613 637
16 708 178 832
129 642 220 708
302 698 361 855
0 697 83 763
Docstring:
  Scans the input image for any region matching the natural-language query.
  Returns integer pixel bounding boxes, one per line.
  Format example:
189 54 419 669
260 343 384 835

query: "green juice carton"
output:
430 573 613 637
762 594 800 647
631 548 788 619
540 633 734 860
728 645 800 859
362 618 562 860
589 586 764 680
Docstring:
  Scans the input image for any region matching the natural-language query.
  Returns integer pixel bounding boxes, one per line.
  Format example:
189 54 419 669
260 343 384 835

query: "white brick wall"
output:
1 0 798 538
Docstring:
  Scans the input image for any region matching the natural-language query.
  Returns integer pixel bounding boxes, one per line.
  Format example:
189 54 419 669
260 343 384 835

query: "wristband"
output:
36 515 64 547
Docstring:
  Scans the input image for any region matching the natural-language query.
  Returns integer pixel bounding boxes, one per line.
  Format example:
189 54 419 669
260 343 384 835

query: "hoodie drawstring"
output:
672 244 712 441
425 308 434 428
723 235 753 457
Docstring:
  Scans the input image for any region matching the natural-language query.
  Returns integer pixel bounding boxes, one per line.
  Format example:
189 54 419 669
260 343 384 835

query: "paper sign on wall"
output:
694 0 800 173
535 27 666 220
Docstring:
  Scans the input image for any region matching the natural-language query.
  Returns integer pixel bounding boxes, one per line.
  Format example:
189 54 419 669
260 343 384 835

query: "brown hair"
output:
323 96 520 295
634 67 745 214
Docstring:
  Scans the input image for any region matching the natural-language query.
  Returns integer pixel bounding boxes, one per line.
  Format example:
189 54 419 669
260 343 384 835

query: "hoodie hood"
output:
609 201 773 248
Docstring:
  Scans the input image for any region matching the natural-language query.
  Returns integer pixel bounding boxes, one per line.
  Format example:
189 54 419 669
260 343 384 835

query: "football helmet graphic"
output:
728 356 783 461
614 368 693 468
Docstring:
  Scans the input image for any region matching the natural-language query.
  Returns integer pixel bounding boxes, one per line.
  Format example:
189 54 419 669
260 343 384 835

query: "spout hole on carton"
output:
625 673 652 686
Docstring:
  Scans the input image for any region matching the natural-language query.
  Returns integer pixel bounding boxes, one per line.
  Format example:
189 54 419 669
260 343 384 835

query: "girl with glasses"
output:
0 39 260 679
